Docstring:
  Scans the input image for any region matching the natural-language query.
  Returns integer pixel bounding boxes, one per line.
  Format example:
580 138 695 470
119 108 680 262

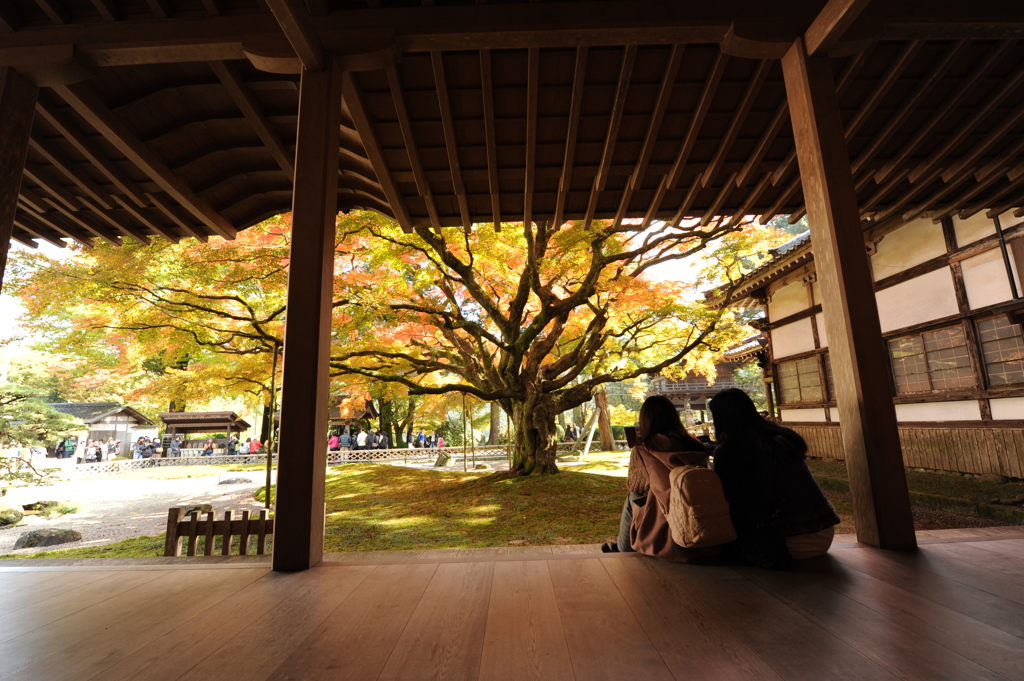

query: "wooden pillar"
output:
0 68 38 292
781 38 916 550
272 59 342 572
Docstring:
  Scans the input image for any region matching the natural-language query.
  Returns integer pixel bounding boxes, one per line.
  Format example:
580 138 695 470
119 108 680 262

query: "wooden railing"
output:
163 507 273 557
789 423 1024 479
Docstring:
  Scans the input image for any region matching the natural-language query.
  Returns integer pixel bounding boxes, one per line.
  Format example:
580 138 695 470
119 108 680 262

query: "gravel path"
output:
0 471 274 556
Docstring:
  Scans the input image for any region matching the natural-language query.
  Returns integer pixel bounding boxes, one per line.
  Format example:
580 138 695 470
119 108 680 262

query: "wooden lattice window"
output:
777 357 823 404
977 315 1024 386
888 325 975 394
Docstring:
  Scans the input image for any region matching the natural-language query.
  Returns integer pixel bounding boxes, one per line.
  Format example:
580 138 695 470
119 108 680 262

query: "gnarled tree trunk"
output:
509 395 559 475
488 402 502 445
594 389 615 452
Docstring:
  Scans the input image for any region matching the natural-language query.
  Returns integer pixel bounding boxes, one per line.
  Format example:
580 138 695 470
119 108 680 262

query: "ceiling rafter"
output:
613 44 684 228
16 206 93 247
804 0 873 57
431 51 471 233
727 171 773 227
975 135 1024 183
386 65 440 231
736 101 788 188
703 59 770 189
670 172 704 227
524 47 540 228
29 134 114 209
760 176 801 224
851 41 966 176
341 72 413 233
264 0 327 72
22 164 80 212
924 167 1009 222
18 186 49 213
479 49 501 230
202 0 224 15
13 217 66 248
34 0 71 25
553 46 587 229
146 0 173 19
53 82 237 239
0 5 23 32
701 172 737 226
77 196 151 245
111 194 181 243
844 40 922 141
89 0 120 21
942 105 1024 184
147 191 209 242
876 40 1013 183
45 198 121 246
209 60 295 179
583 45 635 228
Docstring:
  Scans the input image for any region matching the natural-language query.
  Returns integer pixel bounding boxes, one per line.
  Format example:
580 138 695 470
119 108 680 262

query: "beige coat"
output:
627 436 723 563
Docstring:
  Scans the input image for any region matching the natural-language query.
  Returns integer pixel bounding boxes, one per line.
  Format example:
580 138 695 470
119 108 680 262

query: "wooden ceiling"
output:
3 1 1024 247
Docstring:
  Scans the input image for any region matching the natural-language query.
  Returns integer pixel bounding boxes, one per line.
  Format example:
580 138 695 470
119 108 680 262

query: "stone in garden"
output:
0 508 24 526
433 453 451 467
474 463 491 470
14 528 81 549
185 503 214 516
22 501 60 511
980 473 1008 484
219 477 253 485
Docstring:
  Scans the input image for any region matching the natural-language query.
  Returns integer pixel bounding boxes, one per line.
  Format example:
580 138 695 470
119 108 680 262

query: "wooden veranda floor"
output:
1 527 1023 681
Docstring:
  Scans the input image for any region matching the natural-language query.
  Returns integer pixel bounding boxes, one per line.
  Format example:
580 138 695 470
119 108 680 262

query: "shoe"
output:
601 542 619 553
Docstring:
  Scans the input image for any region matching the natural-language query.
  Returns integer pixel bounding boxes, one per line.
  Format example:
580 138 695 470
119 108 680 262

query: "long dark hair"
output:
637 395 702 451
708 388 806 459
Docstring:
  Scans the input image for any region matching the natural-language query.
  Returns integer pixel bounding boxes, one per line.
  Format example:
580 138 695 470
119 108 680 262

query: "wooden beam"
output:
431 51 471 232
851 41 965 176
876 40 1012 183
553 46 587 229
45 198 120 245
264 0 327 72
78 196 151 245
583 45 635 228
524 47 539 228
667 51 728 190
146 0 173 19
29 134 114 209
22 164 79 212
147 191 209 242
209 60 294 179
17 205 93 247
615 44 683 226
669 172 704 227
761 175 801 223
11 234 38 249
480 49 501 229
14 217 66 248
89 0 120 21
341 72 413 233
111 194 181 243
0 68 37 291
274 61 342 573
202 0 224 15
727 171 772 226
18 186 48 213
804 0 873 57
0 5 23 33
34 0 71 25
35 99 149 208
975 134 1024 182
843 40 921 140
700 172 737 226
53 82 237 239
703 59 769 188
782 36 915 550
923 167 1009 222
736 101 788 188
938 102 1024 184
386 65 440 230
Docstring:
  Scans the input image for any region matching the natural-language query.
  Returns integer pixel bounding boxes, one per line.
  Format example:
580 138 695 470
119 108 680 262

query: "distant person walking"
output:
339 430 352 450
328 433 340 451
416 430 426 448
249 436 262 454
376 431 389 450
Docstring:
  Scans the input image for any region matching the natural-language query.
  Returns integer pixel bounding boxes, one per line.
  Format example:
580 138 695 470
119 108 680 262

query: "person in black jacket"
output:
708 388 840 570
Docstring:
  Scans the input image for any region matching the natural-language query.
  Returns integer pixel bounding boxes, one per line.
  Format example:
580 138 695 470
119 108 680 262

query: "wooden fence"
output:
789 423 1024 479
164 507 273 557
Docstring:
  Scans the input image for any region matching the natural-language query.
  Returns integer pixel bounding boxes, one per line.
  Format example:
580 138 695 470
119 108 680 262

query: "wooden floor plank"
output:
924 541 1024 584
0 568 114 617
794 557 1024 681
6 568 268 681
739 565 1010 681
478 560 576 681
0 569 62 595
547 558 675 681
949 537 1024 567
265 563 437 681
830 548 1024 639
603 557 784 681
174 565 376 681
676 564 899 681
0 569 161 646
93 568 353 681
376 561 494 681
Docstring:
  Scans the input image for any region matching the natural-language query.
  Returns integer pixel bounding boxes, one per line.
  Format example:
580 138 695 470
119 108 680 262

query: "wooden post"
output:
782 38 916 550
272 59 342 572
0 68 38 292
164 506 185 556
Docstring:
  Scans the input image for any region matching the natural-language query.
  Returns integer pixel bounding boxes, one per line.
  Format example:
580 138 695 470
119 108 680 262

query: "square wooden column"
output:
0 68 38 291
273 59 342 572
782 39 916 550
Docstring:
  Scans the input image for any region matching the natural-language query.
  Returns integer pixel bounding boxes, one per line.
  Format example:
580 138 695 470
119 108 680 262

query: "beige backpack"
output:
659 465 737 548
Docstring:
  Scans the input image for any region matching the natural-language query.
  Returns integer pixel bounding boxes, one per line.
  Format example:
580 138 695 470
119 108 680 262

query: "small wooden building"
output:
716 214 1024 479
48 401 154 457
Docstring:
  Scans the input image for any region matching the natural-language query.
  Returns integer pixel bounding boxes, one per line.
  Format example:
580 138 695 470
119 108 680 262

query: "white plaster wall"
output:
990 397 1024 420
815 312 828 348
875 267 959 333
771 318 816 359
961 247 1014 309
894 400 981 422
811 280 821 306
829 407 840 422
768 280 809 321
995 208 1024 231
953 213 996 246
871 219 947 281
780 408 828 422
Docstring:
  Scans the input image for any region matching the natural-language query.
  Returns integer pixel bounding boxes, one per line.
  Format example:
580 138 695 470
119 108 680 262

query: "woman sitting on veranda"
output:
601 395 723 563
709 388 840 569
